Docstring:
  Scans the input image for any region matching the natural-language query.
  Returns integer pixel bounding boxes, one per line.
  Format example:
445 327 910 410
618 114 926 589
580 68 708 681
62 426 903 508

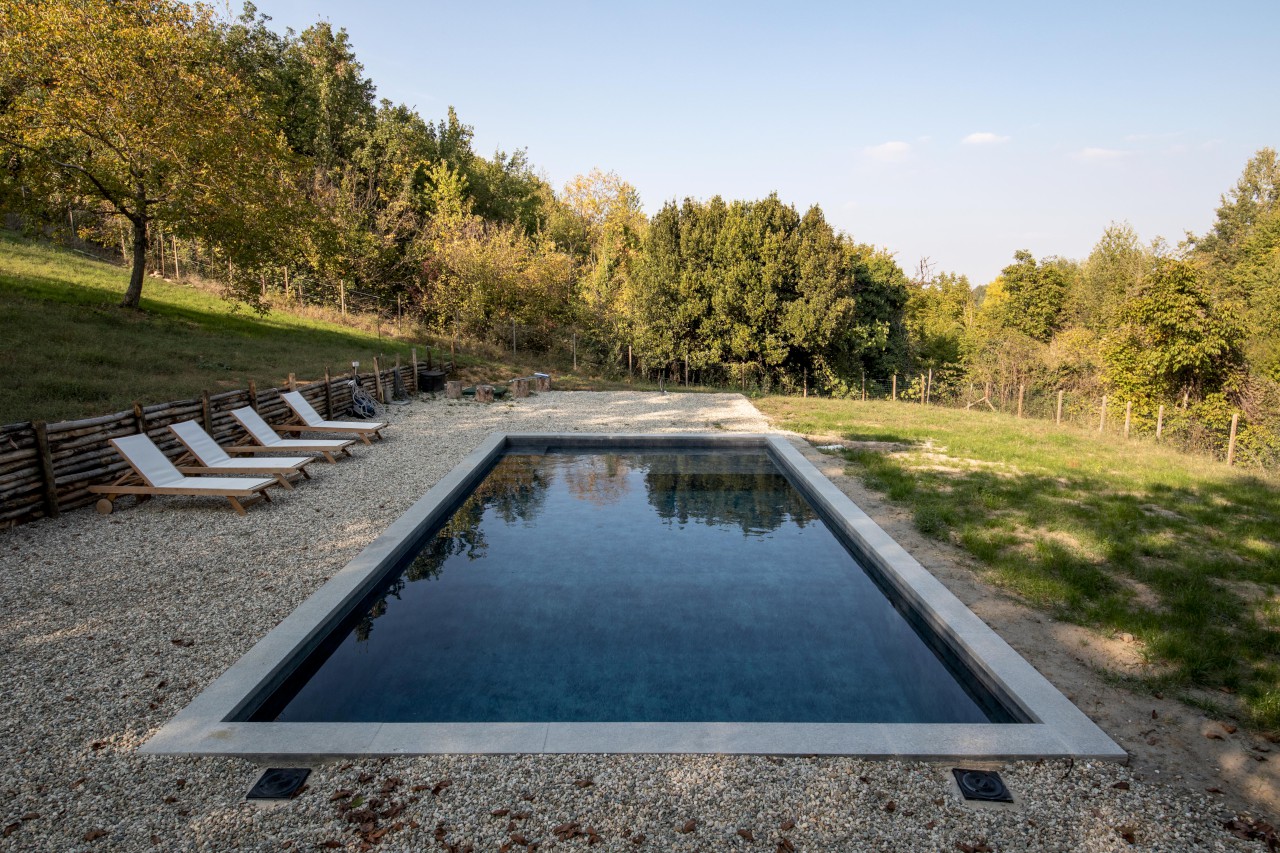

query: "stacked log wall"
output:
0 363 414 528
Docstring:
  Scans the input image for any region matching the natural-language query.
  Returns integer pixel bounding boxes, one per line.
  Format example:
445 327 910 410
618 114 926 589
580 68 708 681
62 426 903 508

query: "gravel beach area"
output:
0 391 1267 851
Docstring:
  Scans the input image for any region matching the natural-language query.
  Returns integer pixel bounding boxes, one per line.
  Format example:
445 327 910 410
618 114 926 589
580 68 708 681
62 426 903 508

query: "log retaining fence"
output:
0 362 415 528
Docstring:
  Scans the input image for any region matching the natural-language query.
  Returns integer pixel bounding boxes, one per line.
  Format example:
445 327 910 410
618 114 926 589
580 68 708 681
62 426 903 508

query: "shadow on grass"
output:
839 440 1280 728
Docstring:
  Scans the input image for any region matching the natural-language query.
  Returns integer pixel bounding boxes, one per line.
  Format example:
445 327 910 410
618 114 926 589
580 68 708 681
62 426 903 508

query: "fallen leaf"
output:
2 824 18 839
491 808 511 817
884 800 897 813
678 819 697 833
431 779 453 796
630 834 645 845
510 833 530 845
358 773 375 783
574 777 594 789
330 790 354 801
83 829 108 841
319 842 342 849
1206 787 1224 794
737 828 755 841
1223 724 1239 734
776 839 795 853
20 813 38 821
1111 781 1130 790
779 818 795 831
1117 825 1137 844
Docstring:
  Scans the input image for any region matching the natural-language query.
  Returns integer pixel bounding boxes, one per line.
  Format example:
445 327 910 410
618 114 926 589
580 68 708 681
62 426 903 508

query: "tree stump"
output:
474 384 495 403
445 381 463 399
535 374 552 392
512 378 530 398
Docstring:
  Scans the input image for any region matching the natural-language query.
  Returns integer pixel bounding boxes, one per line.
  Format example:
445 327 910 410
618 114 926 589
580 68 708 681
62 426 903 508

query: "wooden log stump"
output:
512 378 530 398
445 381 463 399
535 374 552 392
474 384 495 403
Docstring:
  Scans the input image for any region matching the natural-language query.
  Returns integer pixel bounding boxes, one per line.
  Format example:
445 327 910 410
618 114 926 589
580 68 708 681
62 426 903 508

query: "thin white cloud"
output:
962 132 1010 145
1123 131 1184 143
864 141 911 163
1075 147 1129 161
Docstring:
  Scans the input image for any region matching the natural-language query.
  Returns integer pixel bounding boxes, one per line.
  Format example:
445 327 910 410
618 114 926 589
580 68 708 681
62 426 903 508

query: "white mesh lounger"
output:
278 390 386 445
228 406 355 463
87 433 277 516
168 420 312 490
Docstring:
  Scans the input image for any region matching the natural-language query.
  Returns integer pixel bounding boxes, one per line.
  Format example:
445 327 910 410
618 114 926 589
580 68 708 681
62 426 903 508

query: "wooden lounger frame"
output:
226 437 353 464
274 421 384 445
87 470 273 516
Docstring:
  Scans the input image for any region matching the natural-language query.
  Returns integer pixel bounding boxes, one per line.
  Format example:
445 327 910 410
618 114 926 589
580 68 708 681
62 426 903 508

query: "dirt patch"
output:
789 433 1280 822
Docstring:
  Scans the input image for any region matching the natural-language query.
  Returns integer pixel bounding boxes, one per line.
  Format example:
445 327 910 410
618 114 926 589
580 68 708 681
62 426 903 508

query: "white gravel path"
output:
0 391 1262 851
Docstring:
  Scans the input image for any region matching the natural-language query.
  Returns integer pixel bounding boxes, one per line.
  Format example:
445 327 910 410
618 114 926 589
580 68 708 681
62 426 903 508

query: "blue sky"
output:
252 0 1279 284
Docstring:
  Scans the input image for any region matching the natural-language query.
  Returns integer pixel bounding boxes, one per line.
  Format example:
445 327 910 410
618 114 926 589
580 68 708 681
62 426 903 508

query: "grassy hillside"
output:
0 231 666 425
0 232 435 424
758 396 1280 729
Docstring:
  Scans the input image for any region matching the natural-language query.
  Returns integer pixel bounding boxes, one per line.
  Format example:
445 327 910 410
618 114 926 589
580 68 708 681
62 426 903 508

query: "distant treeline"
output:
1 2 1277 461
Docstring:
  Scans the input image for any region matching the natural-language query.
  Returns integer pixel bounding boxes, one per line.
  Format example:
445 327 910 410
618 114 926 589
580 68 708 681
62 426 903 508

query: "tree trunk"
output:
120 213 147 309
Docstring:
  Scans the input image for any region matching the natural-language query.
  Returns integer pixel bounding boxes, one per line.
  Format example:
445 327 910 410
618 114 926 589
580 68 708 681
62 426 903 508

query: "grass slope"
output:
0 232 432 425
758 396 1280 729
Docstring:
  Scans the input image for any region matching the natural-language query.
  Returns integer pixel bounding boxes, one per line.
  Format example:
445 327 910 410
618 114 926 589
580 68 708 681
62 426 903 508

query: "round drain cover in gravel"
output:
952 768 1013 802
247 767 311 800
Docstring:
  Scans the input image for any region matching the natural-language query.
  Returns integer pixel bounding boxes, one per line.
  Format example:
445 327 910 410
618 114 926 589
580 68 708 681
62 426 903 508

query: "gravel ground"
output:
0 391 1266 851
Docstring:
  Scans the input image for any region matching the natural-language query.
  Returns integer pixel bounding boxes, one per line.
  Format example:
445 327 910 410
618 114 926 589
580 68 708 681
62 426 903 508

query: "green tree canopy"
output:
0 0 299 307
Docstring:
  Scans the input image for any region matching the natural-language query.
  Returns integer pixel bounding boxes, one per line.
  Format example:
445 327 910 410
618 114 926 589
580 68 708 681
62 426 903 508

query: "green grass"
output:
0 231 681 425
758 396 1280 730
0 231 436 424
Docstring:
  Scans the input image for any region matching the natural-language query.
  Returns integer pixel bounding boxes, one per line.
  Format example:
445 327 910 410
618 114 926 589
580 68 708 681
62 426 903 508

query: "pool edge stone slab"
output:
141 432 1127 762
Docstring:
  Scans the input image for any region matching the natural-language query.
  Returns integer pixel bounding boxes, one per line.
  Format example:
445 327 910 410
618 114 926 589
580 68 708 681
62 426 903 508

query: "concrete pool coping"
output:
142 433 1126 762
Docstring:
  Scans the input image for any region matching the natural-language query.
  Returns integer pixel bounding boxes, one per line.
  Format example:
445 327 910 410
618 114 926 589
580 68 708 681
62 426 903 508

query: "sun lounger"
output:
278 390 386 445
87 433 277 515
168 420 312 490
228 407 355 463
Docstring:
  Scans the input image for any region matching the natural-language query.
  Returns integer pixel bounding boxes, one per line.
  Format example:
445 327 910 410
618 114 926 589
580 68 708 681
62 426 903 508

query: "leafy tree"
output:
1104 258 1245 405
996 250 1073 342
0 0 298 308
1192 147 1279 272
1070 222 1146 330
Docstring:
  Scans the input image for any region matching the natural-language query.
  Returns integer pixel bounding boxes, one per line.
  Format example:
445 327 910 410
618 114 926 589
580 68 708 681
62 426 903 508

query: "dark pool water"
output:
257 450 1012 724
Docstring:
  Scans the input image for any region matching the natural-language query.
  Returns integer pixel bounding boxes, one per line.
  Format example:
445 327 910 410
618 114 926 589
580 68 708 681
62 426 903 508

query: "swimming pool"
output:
144 433 1125 759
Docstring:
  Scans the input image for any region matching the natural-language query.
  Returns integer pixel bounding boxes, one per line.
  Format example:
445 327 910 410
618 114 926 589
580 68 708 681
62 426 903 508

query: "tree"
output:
1103 258 1245 404
997 250 1073 342
0 0 298 308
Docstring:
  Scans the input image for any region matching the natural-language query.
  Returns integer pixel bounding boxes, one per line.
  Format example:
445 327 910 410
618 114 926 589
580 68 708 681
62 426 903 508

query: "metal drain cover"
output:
247 767 311 800
952 768 1013 802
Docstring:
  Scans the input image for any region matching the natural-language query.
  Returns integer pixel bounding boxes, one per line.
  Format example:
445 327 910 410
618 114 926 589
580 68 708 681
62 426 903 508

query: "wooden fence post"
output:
628 345 633 383
288 373 297 392
1099 395 1107 433
411 348 418 394
373 357 385 403
891 373 897 401
324 367 334 419
1227 412 1239 466
920 373 926 404
201 390 213 433
1056 390 1063 425
32 420 60 519
861 371 867 401
1017 384 1025 418
1124 401 1132 439
1156 404 1164 440
247 379 258 412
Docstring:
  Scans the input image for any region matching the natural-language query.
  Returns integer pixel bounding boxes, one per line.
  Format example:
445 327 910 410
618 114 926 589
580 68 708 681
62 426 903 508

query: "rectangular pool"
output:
144 433 1125 759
